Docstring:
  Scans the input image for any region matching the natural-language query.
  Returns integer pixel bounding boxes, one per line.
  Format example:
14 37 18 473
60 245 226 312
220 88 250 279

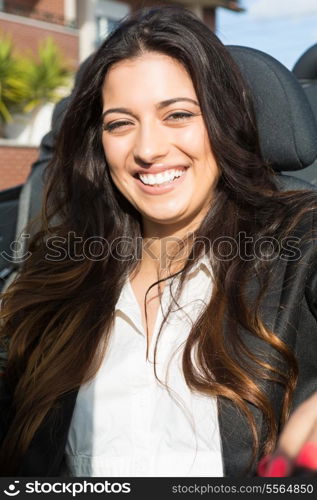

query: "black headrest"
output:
293 43 317 80
292 44 317 129
228 45 317 171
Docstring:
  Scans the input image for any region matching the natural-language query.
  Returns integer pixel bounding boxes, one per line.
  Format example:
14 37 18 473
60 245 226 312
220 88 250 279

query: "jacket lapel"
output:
18 389 78 476
219 218 315 478
219 258 290 477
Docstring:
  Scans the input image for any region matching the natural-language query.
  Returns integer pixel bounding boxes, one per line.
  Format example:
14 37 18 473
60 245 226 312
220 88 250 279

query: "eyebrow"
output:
102 97 199 119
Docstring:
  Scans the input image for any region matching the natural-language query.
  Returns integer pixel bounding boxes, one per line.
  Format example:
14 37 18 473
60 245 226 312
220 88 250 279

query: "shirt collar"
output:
185 251 213 279
115 252 213 312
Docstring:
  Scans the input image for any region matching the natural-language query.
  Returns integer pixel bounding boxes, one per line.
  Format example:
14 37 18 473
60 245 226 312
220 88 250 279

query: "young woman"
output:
1 6 317 477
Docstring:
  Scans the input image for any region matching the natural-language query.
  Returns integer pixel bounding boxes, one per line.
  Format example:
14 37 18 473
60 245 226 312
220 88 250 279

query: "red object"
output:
257 454 272 476
259 456 289 477
296 442 317 470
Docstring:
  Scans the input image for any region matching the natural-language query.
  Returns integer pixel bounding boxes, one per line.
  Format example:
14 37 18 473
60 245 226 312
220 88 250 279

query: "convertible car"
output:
1 43 317 292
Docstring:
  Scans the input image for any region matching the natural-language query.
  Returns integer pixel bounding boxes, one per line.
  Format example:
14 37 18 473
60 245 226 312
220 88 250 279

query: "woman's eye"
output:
103 112 195 131
166 112 194 121
103 120 132 132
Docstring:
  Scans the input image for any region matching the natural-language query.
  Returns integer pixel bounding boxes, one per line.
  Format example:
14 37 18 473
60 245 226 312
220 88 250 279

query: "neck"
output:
140 215 206 276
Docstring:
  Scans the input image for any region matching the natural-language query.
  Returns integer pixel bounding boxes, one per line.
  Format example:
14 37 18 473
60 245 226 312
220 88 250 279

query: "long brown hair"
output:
1 6 316 475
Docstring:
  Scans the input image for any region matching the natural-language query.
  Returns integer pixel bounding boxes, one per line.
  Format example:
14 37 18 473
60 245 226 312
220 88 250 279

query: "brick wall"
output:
4 0 65 25
0 17 78 68
32 0 65 19
0 145 38 190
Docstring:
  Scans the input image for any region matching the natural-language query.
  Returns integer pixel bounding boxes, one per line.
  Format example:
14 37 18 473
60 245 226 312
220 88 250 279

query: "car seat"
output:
228 45 317 185
0 98 70 292
291 43 317 185
2 46 317 292
0 185 23 289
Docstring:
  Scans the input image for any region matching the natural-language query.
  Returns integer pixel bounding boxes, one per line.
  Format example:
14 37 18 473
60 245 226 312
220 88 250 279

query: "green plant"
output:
0 34 27 127
18 37 72 112
0 34 72 136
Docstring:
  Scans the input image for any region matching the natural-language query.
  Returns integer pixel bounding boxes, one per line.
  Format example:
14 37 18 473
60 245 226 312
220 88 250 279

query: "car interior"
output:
1 44 317 292
292 42 317 186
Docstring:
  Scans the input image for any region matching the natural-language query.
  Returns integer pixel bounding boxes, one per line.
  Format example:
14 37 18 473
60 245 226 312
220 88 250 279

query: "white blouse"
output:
65 255 224 477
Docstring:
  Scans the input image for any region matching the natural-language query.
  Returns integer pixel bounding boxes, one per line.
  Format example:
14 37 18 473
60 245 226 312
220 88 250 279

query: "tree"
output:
18 37 71 113
0 35 72 138
0 34 27 134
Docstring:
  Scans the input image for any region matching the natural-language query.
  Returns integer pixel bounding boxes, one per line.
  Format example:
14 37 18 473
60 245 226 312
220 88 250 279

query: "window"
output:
95 0 130 46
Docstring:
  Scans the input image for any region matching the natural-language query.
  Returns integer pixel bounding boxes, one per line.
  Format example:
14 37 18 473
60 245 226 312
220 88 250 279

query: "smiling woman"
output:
1 5 317 479
102 53 218 237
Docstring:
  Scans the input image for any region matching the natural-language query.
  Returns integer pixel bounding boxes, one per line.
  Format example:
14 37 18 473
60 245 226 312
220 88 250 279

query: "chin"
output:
149 213 185 224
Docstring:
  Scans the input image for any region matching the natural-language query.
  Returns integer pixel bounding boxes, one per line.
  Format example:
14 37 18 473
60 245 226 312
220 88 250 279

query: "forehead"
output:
102 52 197 106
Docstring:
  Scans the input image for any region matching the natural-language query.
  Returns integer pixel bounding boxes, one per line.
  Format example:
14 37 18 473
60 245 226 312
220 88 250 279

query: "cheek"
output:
177 123 210 158
177 127 202 150
102 138 125 179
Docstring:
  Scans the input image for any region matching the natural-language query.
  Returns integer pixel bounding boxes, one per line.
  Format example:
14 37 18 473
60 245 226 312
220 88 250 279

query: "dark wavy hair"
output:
1 5 316 475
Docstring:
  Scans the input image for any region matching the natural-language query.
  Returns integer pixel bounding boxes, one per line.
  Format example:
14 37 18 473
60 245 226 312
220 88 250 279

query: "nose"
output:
133 121 169 165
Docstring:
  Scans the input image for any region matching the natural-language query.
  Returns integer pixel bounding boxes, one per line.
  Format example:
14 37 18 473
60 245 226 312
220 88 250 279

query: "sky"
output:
217 0 317 69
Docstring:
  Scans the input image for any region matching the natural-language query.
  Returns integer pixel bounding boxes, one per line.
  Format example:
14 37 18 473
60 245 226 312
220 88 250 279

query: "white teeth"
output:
138 169 185 186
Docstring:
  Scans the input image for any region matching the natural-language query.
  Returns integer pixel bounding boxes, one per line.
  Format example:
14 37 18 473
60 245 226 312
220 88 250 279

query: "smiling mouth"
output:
134 168 187 187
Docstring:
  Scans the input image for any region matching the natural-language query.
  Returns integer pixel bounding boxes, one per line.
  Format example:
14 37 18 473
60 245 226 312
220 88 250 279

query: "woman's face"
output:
101 52 219 237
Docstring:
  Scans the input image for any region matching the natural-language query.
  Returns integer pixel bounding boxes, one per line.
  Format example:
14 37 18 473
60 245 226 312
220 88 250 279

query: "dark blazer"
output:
1 214 317 478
